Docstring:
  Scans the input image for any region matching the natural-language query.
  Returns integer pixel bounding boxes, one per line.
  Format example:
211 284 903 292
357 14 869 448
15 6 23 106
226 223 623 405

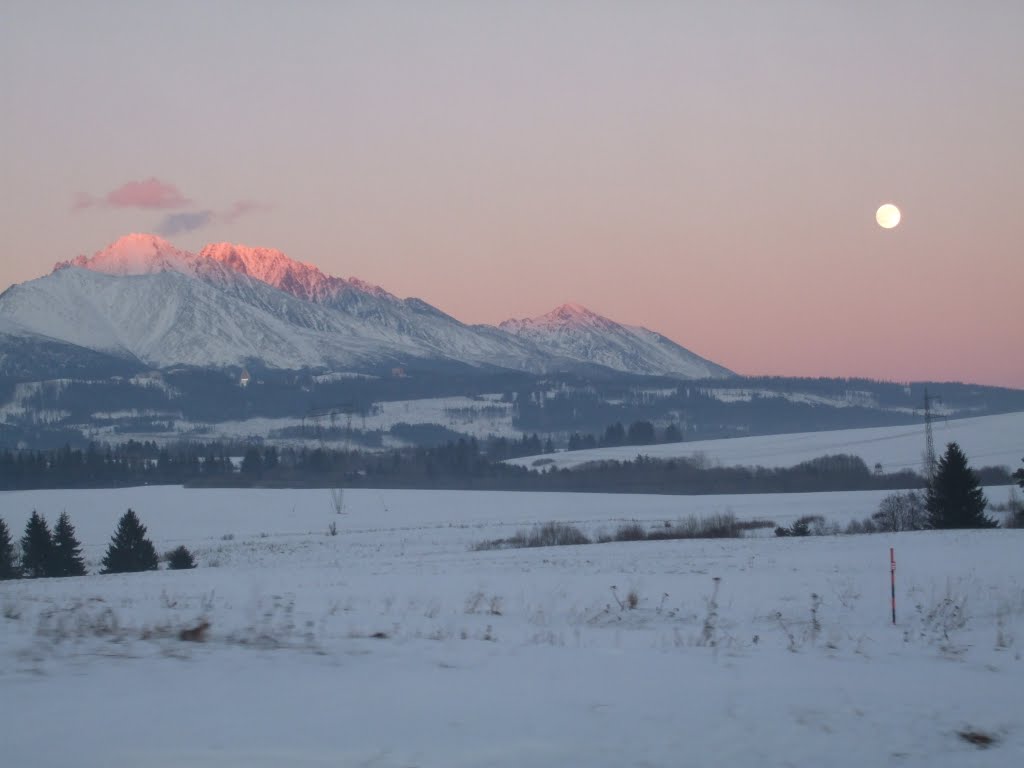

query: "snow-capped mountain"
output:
198 242 543 368
500 303 732 379
0 234 732 378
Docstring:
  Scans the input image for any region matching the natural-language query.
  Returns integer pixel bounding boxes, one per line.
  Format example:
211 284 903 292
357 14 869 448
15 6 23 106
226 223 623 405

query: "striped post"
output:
890 547 896 624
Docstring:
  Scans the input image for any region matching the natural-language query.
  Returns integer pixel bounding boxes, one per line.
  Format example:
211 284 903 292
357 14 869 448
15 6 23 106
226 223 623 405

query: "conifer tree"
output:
926 442 997 529
0 518 19 580
20 510 53 578
101 509 159 574
166 545 197 570
51 511 87 577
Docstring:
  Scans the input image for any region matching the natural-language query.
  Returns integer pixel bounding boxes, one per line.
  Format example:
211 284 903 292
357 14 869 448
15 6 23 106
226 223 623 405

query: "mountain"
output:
0 234 731 378
499 303 732 379
199 242 544 369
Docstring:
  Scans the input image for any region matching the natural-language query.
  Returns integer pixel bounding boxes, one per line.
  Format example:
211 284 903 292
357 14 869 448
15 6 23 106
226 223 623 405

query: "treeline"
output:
566 420 682 450
5 438 1012 496
0 508 195 580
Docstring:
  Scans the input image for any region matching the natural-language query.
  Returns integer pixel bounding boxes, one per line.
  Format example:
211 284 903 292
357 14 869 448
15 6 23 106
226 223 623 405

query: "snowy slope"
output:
201 242 552 369
500 303 733 378
1 485 1022 767
508 410 1024 472
0 261 407 369
0 234 732 376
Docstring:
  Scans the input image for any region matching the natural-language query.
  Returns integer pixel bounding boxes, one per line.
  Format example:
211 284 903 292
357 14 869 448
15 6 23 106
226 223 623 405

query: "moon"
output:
876 203 901 229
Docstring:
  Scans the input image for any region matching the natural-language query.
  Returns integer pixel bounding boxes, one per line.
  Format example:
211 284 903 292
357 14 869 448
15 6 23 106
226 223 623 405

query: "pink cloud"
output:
71 192 97 210
73 178 191 211
105 178 190 208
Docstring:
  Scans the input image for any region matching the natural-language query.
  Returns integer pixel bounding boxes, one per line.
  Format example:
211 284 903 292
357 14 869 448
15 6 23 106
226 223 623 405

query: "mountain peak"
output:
54 233 194 276
548 302 602 321
200 241 392 303
500 303 733 378
500 303 611 332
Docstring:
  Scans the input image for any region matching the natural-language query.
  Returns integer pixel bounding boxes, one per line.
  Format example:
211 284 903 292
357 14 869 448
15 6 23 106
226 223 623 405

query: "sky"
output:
1 1 1021 387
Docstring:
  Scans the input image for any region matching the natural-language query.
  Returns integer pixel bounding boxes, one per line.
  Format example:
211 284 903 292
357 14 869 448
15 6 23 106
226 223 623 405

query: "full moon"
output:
876 203 901 229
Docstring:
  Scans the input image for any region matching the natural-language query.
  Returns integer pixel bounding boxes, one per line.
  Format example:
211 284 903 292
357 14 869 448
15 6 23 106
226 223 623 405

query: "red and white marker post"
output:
890 547 896 624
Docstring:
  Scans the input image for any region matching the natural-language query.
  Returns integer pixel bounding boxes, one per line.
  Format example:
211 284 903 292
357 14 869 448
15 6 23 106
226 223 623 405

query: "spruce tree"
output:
51 511 87 577
926 442 996 529
101 509 159 574
0 518 19 580
166 545 197 570
20 510 53 578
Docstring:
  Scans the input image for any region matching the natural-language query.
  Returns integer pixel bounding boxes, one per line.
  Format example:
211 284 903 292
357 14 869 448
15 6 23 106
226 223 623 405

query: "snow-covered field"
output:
2 485 1023 767
511 411 1024 473
81 394 519 446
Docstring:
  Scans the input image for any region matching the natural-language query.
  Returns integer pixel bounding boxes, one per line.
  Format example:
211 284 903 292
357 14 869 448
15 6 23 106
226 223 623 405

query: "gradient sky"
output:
2 1 1021 387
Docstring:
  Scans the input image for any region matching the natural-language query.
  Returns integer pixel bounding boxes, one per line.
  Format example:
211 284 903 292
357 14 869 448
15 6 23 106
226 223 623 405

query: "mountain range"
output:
0 234 732 379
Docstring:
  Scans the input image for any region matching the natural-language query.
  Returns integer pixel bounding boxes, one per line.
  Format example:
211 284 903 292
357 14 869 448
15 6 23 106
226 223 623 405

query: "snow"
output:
510 411 1024 473
1 484 1023 766
700 386 955 415
130 395 518 446
500 303 733 379
2 235 734 377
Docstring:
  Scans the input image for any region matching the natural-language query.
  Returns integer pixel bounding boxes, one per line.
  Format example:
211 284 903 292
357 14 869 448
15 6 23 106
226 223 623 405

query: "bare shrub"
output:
473 522 590 550
614 522 647 542
844 517 878 535
737 518 776 532
647 513 742 540
329 487 345 515
994 487 1024 528
775 515 833 537
698 577 721 647
872 491 927 532
528 522 590 547
326 521 338 537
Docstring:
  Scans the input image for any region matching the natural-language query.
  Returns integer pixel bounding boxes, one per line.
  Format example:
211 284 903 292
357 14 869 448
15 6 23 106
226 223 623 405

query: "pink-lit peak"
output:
200 242 392 302
52 234 394 303
499 302 614 333
54 233 194 276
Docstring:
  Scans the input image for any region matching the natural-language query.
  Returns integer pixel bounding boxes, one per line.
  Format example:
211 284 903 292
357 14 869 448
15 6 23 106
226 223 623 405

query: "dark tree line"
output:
0 508 194 580
1 510 86 579
2 433 1014 497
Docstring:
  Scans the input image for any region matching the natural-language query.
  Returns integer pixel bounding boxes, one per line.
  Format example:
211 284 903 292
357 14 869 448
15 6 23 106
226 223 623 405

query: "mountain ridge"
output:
2 234 733 379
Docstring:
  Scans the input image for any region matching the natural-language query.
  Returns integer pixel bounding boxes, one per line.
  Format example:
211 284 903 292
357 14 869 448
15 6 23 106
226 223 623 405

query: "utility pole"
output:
922 388 940 484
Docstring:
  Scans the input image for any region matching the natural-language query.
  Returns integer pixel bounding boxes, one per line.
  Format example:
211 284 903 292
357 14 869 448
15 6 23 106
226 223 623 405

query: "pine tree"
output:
20 510 53 578
50 511 87 577
100 509 159 574
1015 458 1023 490
166 545 196 570
926 442 997 529
0 518 19 580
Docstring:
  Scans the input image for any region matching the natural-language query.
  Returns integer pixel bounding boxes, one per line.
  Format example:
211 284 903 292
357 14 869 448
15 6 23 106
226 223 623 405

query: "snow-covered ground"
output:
511 411 1024 473
81 394 519 446
2 485 1023 767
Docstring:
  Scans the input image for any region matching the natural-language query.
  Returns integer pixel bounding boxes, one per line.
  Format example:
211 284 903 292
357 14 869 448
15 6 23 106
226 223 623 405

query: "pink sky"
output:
1 2 1021 387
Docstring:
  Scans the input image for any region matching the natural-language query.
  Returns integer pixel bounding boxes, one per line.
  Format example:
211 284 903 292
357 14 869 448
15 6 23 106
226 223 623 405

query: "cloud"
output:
74 177 191 211
154 200 267 236
156 210 214 236
222 199 270 222
72 192 97 210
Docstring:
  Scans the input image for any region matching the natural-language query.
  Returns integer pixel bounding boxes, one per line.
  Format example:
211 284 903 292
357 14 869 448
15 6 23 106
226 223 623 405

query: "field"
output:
510 411 1024 473
1 484 1023 767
